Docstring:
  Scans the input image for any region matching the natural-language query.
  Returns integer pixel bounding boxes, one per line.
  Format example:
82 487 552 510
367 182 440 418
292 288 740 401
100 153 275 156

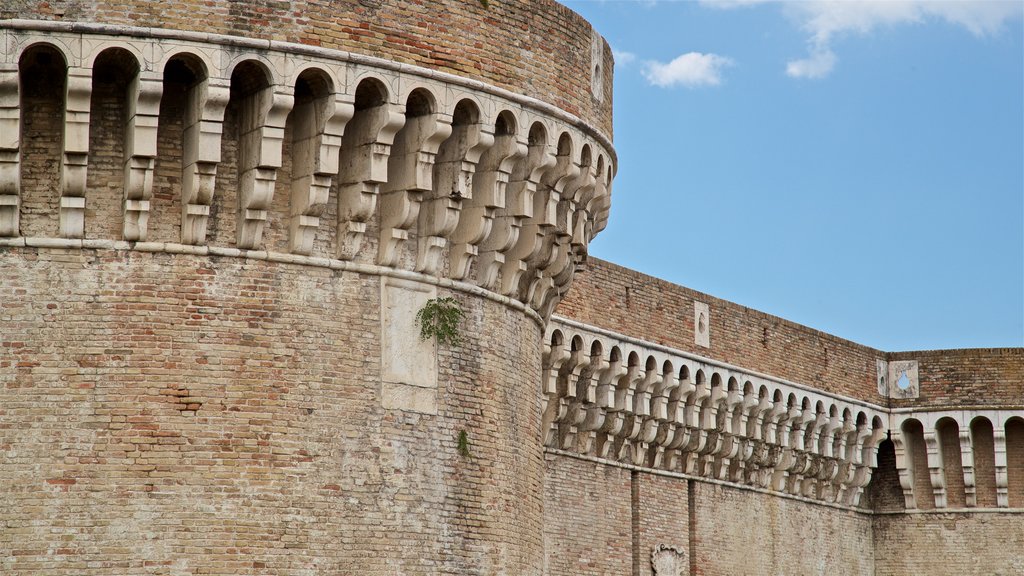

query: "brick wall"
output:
873 512 1024 575
542 453 878 576
542 454 632 575
0 247 545 575
889 348 1024 409
558 258 885 402
1 0 614 137
690 482 874 576
862 439 906 512
559 259 1024 410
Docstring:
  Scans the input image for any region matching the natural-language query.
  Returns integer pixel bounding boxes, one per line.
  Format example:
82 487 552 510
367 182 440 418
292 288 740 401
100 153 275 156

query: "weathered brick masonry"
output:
0 0 613 137
1 1 1021 575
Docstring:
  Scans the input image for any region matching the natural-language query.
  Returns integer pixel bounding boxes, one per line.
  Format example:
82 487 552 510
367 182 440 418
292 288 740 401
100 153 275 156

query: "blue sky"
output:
564 0 1024 351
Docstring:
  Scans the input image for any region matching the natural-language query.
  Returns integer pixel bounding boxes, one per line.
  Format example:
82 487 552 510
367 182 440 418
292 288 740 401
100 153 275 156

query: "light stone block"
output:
694 300 710 348
889 360 919 399
380 277 437 413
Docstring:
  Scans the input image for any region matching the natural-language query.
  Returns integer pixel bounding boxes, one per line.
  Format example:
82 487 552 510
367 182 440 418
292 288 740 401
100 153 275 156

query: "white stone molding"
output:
60 66 92 238
181 76 229 245
0 62 19 236
335 74 404 260
0 24 615 316
890 410 1023 510
378 88 451 267
122 70 163 241
449 111 524 282
289 85 352 255
547 317 889 505
417 98 493 275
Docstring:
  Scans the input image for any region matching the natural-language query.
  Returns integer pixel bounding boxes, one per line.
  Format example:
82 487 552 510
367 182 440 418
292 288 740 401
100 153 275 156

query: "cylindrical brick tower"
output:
0 2 615 574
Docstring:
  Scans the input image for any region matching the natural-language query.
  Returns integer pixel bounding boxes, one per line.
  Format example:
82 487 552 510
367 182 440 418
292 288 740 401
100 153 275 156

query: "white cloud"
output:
613 50 637 67
643 52 735 88
785 46 836 79
702 0 1024 79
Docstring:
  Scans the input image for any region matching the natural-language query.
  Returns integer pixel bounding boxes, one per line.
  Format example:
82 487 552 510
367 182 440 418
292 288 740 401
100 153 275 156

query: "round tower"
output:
0 2 615 573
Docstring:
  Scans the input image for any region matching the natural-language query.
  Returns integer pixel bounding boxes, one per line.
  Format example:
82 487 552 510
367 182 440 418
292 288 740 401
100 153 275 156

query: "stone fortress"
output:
0 1 1019 574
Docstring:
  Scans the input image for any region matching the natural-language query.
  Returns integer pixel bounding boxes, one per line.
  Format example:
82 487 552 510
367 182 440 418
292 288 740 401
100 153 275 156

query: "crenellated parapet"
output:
545 317 889 507
0 21 615 317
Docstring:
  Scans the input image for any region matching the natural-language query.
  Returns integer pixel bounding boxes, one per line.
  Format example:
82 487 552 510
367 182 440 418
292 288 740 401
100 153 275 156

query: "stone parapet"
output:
545 317 889 507
0 0 614 135
0 22 614 317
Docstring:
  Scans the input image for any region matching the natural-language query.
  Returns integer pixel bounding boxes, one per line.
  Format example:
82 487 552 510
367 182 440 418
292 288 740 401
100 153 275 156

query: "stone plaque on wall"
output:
381 277 438 413
651 544 686 576
888 360 919 399
694 300 710 348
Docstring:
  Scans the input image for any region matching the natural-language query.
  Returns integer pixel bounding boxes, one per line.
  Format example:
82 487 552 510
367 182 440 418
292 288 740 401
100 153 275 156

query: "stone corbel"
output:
449 124 522 281
236 85 293 249
0 64 20 236
122 71 163 241
891 429 917 509
416 111 492 274
512 142 579 301
591 176 613 236
60 66 92 238
336 98 404 260
959 426 976 507
561 155 595 257
181 77 230 245
577 348 618 455
770 404 806 491
844 425 886 506
602 361 641 455
377 108 452 266
554 343 593 450
289 92 353 255
543 341 588 447
532 235 574 316
923 428 947 508
829 419 862 501
994 427 1008 507
650 367 680 424
540 335 570 446
492 137 556 296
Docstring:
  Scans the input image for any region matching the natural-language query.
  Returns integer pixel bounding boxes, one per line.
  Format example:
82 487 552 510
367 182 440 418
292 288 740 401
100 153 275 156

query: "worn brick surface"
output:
1 0 614 137
542 454 632 575
690 482 874 576
0 247 544 575
559 258 886 402
889 348 1024 409
873 512 1024 575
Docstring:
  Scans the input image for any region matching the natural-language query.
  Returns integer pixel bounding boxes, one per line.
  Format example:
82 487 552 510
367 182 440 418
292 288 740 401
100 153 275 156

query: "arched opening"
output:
86 48 140 240
936 417 966 508
970 416 998 507
18 44 67 237
210 59 274 248
1006 417 1024 507
268 67 334 256
863 438 905 511
380 87 440 268
902 418 934 510
336 77 392 261
152 53 207 244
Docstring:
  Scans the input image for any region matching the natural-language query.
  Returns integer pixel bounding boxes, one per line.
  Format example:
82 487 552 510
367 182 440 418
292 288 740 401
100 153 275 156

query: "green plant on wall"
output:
415 296 465 346
457 430 471 458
